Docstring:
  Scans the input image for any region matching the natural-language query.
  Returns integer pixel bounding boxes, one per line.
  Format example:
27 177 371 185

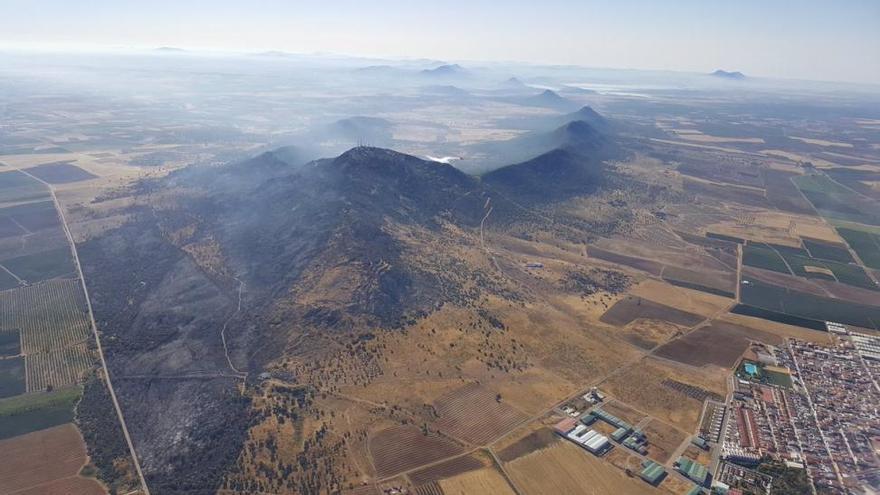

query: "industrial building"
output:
675 456 709 486
639 460 666 486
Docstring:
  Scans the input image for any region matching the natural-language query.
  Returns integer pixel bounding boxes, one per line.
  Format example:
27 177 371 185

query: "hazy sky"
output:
2 0 879 84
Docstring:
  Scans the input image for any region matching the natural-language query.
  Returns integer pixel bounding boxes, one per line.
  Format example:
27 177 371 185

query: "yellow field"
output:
675 131 764 144
506 441 659 495
438 467 517 495
629 279 731 318
790 136 852 148
759 149 837 168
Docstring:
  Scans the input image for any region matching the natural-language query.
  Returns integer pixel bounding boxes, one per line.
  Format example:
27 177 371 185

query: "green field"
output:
743 244 790 274
0 267 18 290
740 278 880 329
779 252 877 289
1 246 75 283
0 170 49 204
802 238 855 263
838 227 880 270
0 357 26 398
0 330 20 357
0 386 81 439
794 174 880 226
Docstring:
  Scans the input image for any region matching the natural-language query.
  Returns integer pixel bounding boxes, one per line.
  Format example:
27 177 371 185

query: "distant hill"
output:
556 106 608 130
515 89 580 111
559 85 598 95
421 64 468 77
483 148 608 202
711 69 746 80
468 116 614 173
326 116 394 145
155 46 186 52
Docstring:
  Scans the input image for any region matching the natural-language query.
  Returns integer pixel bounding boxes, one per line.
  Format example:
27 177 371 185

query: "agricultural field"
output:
496 427 559 462
0 330 20 357
802 237 855 263
0 422 105 495
24 161 98 184
505 441 658 495
0 170 50 204
739 278 880 330
0 356 26 398
642 420 688 465
655 321 780 368
600 296 704 328
0 386 80 439
0 246 75 283
0 279 94 393
602 357 726 432
432 383 528 445
408 454 485 486
25 343 93 392
368 425 464 478
742 244 789 274
437 467 517 495
0 200 61 232
794 174 880 226
837 226 880 269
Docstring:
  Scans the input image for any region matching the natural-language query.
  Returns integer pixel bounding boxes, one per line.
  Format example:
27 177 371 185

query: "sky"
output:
2 0 879 84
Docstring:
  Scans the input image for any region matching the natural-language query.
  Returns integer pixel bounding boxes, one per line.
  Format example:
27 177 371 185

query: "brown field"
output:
760 149 837 168
496 427 559 462
0 423 105 495
587 246 664 276
408 454 485 486
602 357 727 432
506 441 659 495
438 467 517 495
412 482 444 495
804 265 835 277
601 400 647 426
655 321 780 368
369 425 465 478
790 136 853 148
342 485 380 495
619 319 684 350
681 445 713 467
432 383 528 445
717 314 832 344
600 296 704 328
661 265 736 295
642 420 688 464
629 279 731 318
675 132 764 144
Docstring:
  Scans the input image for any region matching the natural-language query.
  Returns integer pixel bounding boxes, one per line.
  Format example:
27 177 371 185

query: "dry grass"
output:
601 357 726 432
506 441 660 495
438 467 517 495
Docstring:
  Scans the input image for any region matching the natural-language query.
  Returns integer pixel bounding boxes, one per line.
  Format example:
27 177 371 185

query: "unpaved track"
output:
6 165 150 495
